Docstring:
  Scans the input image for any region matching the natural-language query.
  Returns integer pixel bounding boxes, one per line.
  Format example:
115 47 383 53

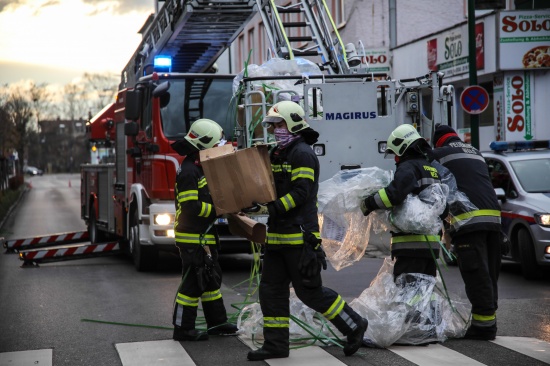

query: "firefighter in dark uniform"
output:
170 118 237 341
246 101 368 361
360 124 442 279
430 124 501 341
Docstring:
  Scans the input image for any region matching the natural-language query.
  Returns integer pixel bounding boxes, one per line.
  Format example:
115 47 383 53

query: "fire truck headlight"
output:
535 213 550 227
378 142 387 154
154 213 173 226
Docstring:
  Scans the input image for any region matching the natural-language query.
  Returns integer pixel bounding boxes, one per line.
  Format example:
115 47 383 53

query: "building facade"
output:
229 0 549 150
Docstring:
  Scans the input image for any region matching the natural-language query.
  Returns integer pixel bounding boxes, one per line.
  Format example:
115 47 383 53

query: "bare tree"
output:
82 72 119 114
4 88 34 172
0 104 15 158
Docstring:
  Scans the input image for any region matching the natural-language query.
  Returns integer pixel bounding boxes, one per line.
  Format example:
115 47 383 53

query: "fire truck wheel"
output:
129 209 158 271
88 210 104 244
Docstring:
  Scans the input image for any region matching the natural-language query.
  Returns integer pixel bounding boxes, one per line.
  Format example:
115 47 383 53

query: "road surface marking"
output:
389 343 485 365
115 339 194 366
0 349 52 366
491 336 550 364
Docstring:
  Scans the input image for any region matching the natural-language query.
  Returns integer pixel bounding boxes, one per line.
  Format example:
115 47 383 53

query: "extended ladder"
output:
256 0 351 74
121 0 258 88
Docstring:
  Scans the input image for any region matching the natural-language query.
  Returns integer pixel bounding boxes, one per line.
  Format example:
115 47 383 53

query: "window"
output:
486 158 518 198
248 28 255 64
514 0 549 9
330 0 345 27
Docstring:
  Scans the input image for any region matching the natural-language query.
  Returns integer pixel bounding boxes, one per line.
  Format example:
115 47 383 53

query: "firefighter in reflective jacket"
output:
245 101 368 361
430 124 501 341
170 119 237 342
360 124 442 279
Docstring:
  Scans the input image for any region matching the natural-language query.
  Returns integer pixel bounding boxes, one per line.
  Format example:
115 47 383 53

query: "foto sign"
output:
460 85 489 114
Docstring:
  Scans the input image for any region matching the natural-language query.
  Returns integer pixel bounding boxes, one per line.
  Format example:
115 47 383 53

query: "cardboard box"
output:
200 144 277 215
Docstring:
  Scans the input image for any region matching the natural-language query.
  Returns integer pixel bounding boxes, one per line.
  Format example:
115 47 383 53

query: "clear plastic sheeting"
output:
383 183 448 235
350 258 470 348
432 161 478 230
318 168 393 271
237 289 343 343
232 57 323 95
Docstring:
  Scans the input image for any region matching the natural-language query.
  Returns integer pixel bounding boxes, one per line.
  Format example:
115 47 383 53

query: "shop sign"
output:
427 22 484 77
499 10 550 70
493 74 505 141
504 72 533 141
356 48 391 73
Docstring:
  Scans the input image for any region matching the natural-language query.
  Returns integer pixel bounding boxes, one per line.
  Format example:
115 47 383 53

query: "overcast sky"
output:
0 0 154 86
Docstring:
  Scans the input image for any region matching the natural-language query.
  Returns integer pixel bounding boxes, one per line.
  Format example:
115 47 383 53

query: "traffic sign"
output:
460 85 489 114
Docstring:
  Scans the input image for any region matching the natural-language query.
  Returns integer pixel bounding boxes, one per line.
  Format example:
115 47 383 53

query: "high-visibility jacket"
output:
267 137 319 245
174 154 218 246
430 137 501 236
370 154 442 258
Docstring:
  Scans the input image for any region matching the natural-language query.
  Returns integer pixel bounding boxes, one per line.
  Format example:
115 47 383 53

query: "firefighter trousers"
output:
454 230 501 325
259 246 363 353
172 245 228 330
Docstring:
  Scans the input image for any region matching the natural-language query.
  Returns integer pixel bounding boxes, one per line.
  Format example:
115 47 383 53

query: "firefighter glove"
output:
241 202 269 215
299 232 327 278
360 195 377 216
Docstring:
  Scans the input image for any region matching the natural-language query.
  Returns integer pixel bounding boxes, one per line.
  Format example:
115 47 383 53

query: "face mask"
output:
274 128 299 148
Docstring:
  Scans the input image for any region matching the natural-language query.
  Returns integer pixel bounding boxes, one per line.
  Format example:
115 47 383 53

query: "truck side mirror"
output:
125 90 142 121
124 121 139 136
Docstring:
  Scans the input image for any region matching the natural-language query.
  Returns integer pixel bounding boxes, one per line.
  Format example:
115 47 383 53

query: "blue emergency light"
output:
154 56 172 73
490 140 550 152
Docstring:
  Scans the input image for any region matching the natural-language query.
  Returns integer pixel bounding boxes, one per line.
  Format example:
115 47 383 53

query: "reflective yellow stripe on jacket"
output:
449 209 501 230
390 234 440 251
175 232 216 245
266 231 320 245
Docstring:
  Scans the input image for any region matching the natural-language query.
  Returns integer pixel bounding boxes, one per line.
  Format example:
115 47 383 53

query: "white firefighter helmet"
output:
184 118 223 150
385 124 426 157
262 100 309 133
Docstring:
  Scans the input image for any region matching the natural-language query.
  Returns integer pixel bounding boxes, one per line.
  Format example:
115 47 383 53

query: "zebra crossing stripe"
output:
115 339 195 366
389 343 485 366
238 336 346 365
0 349 52 366
491 337 550 364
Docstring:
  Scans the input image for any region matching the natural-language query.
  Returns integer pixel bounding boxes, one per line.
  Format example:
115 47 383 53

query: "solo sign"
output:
427 22 484 76
499 10 550 70
504 72 533 141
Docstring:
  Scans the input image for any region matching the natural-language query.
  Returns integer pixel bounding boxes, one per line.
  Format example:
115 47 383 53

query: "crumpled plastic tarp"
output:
317 167 393 271
432 161 478 230
237 288 343 343
318 164 478 270
232 57 323 95
350 257 470 347
236 258 470 348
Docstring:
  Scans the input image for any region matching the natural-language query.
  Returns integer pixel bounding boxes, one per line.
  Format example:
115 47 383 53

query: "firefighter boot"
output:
463 324 497 341
207 322 238 335
247 347 289 361
173 327 209 341
344 318 369 356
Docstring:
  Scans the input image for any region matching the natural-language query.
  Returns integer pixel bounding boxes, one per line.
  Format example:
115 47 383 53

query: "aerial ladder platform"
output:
121 0 259 89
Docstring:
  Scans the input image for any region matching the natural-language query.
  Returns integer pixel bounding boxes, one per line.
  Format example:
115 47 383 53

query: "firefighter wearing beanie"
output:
429 124 502 341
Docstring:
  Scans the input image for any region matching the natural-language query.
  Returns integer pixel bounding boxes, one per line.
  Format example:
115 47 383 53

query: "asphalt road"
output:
1 174 550 366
